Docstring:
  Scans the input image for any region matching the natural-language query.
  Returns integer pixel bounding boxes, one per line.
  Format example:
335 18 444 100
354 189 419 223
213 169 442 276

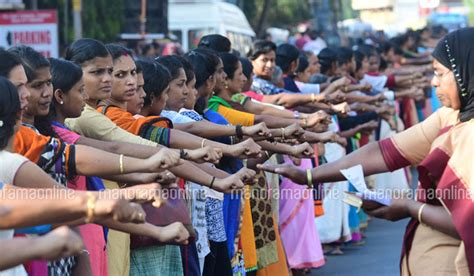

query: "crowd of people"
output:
0 22 473 276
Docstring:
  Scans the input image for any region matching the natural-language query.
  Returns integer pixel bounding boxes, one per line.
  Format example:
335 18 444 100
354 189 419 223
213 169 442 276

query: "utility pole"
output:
64 0 69 44
72 0 83 40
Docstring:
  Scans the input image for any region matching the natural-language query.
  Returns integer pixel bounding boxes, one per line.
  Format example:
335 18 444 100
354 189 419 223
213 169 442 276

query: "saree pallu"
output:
14 124 77 276
207 96 255 126
240 186 259 272
279 157 325 269
98 105 172 146
249 172 279 269
52 123 108 276
98 106 190 274
255 220 289 276
379 118 474 275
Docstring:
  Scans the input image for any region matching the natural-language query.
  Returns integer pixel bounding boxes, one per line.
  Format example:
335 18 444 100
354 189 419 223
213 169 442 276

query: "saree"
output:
279 156 325 269
202 109 244 256
207 96 255 127
315 120 351 244
52 124 108 276
13 124 77 276
97 105 172 146
206 103 282 270
378 107 473 275
97 105 187 275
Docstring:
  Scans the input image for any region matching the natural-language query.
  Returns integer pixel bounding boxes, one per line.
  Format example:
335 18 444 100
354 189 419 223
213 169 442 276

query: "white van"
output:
169 0 255 54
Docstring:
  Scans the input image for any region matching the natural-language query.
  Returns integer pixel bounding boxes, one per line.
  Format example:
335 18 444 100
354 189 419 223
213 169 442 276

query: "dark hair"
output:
276 43 300 73
394 46 404 56
155 55 183 80
354 50 366 72
318 48 337 74
135 59 143 74
308 30 321 40
105 44 134 61
184 48 219 88
8 46 50 82
390 35 408 48
0 77 21 150
35 58 83 137
175 55 195 84
50 58 83 96
336 47 354 66
136 59 171 107
377 42 393 55
357 44 377 58
248 40 276 61
198 34 231 53
65 38 110 65
219 52 240 79
239 57 253 79
0 49 23 78
295 54 309 74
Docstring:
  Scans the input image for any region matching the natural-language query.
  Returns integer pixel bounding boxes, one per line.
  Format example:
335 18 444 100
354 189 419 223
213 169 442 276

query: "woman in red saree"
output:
260 27 474 275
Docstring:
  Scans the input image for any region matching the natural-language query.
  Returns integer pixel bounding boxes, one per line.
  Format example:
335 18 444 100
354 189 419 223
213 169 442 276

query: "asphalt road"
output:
310 218 408 276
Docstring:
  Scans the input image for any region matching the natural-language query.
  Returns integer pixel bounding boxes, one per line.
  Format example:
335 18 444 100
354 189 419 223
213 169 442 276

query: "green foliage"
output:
82 0 124 42
244 0 312 30
38 0 124 45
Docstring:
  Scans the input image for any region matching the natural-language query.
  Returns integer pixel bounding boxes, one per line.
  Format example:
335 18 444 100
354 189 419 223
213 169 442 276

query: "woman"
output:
294 55 323 94
101 46 263 161
154 54 268 146
35 58 186 276
8 45 195 275
0 76 159 276
227 56 340 141
210 53 327 131
261 28 474 275
63 38 249 191
249 41 347 112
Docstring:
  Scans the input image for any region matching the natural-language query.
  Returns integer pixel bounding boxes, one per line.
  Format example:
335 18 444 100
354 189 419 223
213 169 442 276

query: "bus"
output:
169 0 255 54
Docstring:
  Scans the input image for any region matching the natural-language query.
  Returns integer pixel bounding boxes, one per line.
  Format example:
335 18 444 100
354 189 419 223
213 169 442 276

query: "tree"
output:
37 0 124 47
81 0 124 42
243 0 312 36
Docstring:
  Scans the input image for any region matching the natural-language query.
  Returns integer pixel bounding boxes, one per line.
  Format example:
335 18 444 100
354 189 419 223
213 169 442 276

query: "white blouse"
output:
0 150 28 276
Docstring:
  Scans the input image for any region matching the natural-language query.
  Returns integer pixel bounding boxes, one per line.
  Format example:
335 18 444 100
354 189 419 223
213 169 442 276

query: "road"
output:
310 218 408 276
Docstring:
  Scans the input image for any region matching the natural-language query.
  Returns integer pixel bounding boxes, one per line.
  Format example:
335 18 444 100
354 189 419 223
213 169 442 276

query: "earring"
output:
224 83 229 89
59 101 64 105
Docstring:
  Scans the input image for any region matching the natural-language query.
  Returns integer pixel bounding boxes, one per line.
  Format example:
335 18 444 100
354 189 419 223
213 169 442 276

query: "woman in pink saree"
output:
278 156 325 275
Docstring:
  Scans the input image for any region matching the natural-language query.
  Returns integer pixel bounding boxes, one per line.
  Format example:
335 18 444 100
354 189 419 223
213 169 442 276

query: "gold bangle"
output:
85 192 96 224
303 118 308 128
201 139 208 148
418 203 427 225
119 154 124 174
306 169 313 188
264 151 270 159
281 128 286 140
311 93 316 103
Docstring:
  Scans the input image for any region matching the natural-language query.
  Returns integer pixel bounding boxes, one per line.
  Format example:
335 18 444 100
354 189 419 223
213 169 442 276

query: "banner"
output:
0 10 58 57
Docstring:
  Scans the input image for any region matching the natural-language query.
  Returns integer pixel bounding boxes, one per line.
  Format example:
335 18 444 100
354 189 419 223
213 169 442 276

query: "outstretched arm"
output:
259 142 388 184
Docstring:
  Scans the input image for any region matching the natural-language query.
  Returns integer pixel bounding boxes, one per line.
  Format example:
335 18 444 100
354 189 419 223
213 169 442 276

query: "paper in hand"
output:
340 165 391 206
